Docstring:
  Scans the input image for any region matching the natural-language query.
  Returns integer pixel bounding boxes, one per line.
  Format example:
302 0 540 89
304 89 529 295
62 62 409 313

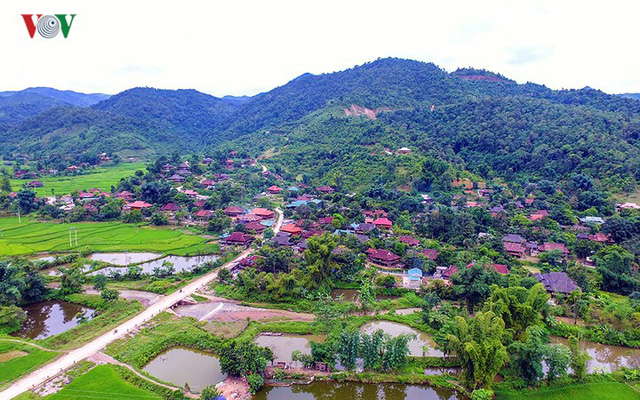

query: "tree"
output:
359 277 376 313
291 350 315 368
361 330 385 371
23 266 46 303
123 210 142 223
219 340 273 377
99 199 123 220
59 267 84 295
304 233 338 286
150 212 168 226
247 373 264 395
140 181 173 205
544 343 570 383
218 268 231 284
0 175 11 192
447 312 508 389
566 290 592 324
337 330 360 370
0 305 26 334
484 283 549 339
0 262 26 305
93 274 108 291
17 189 37 214
200 386 220 400
596 245 639 294
381 334 413 371
568 336 590 381
207 212 231 234
101 288 120 302
451 262 497 313
508 326 547 386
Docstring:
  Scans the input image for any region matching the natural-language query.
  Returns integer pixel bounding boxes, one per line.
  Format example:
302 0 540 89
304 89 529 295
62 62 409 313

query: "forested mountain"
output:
620 93 640 101
0 87 109 125
2 58 640 193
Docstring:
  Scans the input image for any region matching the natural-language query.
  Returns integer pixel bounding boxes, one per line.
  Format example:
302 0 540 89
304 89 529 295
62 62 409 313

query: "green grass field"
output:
0 340 57 388
0 217 218 256
495 382 640 400
9 163 146 196
46 365 161 400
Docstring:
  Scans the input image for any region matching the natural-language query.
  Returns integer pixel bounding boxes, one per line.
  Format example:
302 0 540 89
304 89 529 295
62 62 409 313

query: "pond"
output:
89 252 161 266
255 334 326 367
254 382 461 400
11 300 95 340
42 264 92 277
89 254 219 276
142 347 226 393
360 321 443 357
551 336 640 372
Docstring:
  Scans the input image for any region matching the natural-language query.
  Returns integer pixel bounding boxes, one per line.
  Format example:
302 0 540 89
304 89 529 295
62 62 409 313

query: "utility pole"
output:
17 208 21 224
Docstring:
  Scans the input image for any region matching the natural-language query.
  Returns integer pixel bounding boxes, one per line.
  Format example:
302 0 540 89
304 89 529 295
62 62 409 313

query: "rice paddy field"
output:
9 162 146 196
46 365 162 400
0 217 218 256
495 382 640 400
0 340 57 389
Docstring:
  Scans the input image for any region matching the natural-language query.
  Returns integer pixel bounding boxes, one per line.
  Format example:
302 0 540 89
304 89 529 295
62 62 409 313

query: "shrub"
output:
247 373 264 394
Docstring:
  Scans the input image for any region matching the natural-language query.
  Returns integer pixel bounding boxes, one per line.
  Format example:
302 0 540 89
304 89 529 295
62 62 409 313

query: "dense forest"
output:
2 58 640 194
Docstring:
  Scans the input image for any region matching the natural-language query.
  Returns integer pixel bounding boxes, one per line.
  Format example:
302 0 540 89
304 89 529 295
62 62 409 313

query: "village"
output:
1 149 640 400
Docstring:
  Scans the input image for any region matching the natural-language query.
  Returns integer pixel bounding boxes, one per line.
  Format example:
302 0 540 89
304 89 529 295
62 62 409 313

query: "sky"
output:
1 0 639 97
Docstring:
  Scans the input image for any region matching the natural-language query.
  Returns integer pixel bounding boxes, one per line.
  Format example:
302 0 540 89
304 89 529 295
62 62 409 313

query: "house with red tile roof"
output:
316 185 334 194
244 221 267 233
399 236 420 247
267 185 282 194
239 214 262 223
195 209 213 219
223 206 245 217
222 232 254 246
530 213 545 222
588 232 613 244
250 208 275 219
488 264 510 275
201 179 216 188
541 242 569 256
366 248 401 267
318 216 334 226
161 203 181 212
422 249 439 261
372 217 393 229
441 265 459 280
280 224 303 235
127 201 153 210
504 242 526 257
116 191 135 201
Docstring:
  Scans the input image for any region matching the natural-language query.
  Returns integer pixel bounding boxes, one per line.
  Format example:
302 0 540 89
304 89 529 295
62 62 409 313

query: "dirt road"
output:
1 208 283 400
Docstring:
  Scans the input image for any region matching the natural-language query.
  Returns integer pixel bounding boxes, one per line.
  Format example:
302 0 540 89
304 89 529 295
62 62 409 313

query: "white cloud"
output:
0 0 638 96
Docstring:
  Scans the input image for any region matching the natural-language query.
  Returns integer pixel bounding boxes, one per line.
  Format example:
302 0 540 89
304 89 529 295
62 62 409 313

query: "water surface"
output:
11 300 95 340
89 254 218 276
89 252 161 266
143 347 226 393
255 334 326 367
551 336 640 372
255 382 460 400
361 321 443 357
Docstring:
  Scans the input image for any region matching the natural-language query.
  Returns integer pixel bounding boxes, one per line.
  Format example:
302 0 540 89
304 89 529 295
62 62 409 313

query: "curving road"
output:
1 208 283 400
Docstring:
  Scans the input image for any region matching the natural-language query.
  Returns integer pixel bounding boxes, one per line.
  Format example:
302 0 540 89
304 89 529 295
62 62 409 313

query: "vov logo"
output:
21 14 76 39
